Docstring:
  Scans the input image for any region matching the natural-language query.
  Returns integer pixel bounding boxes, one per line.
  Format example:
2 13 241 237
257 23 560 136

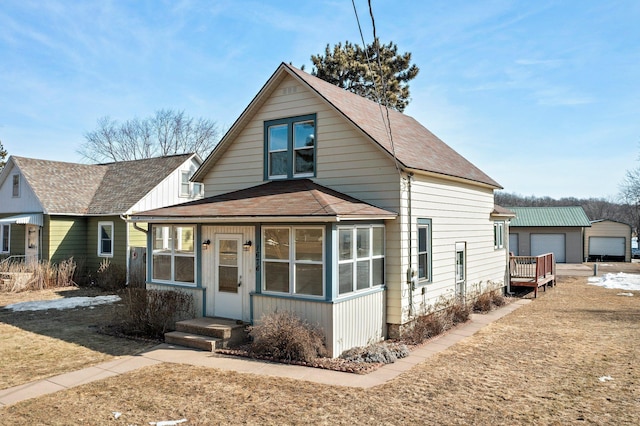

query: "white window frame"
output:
179 171 191 197
0 224 10 253
455 242 466 284
262 226 325 298
151 224 196 286
337 224 385 297
12 174 20 198
97 221 114 257
494 221 505 249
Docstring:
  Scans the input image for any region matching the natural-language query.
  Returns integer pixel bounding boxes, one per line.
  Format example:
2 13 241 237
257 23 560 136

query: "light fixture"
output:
202 239 211 250
243 240 252 251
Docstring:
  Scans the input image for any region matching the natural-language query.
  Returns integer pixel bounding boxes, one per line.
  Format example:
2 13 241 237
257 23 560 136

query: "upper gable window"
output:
12 174 20 197
264 114 316 180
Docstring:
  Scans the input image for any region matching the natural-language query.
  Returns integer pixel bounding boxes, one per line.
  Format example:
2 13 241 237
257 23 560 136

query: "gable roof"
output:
508 206 592 227
130 179 397 223
5 154 196 215
193 62 500 189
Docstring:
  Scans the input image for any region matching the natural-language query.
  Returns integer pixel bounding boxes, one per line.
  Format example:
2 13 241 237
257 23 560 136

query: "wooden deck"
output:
509 253 556 298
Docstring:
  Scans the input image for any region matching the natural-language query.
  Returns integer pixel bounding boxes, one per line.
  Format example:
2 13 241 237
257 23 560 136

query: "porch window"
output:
151 225 195 284
338 225 385 296
262 226 324 297
494 221 505 249
264 114 316 180
417 219 432 282
12 174 20 198
1 224 9 253
98 222 114 257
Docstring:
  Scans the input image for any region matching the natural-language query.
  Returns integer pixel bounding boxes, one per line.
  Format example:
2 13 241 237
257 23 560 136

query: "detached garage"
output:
585 220 631 262
507 206 591 264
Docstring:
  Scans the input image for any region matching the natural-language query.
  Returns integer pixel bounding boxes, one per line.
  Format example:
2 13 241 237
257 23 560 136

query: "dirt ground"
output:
1 266 640 425
0 287 156 389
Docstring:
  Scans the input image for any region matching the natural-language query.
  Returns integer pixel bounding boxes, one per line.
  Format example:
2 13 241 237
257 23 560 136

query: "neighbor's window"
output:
151 225 195 284
0 224 9 253
98 222 114 257
418 219 432 282
12 174 20 197
265 114 316 180
338 225 385 296
262 226 324 297
494 221 505 249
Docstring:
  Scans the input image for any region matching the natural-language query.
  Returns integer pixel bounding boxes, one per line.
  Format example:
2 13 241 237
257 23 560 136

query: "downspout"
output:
407 172 414 318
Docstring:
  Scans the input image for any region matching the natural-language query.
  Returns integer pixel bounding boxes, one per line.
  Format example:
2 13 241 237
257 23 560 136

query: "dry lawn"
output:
0 287 156 389
2 267 640 425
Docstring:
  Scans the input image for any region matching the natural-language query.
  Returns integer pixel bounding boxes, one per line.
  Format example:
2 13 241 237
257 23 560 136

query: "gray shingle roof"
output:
132 179 397 221
12 154 193 215
508 206 592 227
194 63 500 188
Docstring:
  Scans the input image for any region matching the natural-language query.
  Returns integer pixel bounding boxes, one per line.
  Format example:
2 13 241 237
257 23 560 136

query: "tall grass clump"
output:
0 258 77 292
402 299 471 345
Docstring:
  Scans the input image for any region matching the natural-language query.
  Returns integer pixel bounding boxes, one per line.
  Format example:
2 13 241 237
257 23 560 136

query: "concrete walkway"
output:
0 299 530 408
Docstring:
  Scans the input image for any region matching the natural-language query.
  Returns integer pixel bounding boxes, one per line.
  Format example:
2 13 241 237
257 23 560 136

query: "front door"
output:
213 234 243 319
25 225 39 264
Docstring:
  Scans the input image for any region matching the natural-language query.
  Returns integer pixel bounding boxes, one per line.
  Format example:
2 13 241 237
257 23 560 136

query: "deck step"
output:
164 331 223 351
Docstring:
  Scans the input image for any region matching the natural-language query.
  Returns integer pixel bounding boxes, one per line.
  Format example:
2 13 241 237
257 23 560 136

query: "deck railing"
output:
510 253 555 279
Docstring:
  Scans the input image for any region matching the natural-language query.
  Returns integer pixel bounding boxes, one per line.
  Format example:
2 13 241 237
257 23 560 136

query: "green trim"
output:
263 113 317 180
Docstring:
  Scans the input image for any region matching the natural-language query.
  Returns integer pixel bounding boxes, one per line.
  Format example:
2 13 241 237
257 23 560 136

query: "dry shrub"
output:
473 290 506 313
248 311 327 362
340 342 409 364
95 259 126 290
403 300 471 345
114 288 195 340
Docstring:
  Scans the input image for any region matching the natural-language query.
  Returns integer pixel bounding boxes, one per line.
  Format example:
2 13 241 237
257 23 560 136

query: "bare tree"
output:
619 166 640 235
78 109 220 162
0 139 7 170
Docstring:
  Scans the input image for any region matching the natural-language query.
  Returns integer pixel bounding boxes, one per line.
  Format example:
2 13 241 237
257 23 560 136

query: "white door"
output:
531 234 565 263
213 234 243 320
589 237 625 257
25 225 39 264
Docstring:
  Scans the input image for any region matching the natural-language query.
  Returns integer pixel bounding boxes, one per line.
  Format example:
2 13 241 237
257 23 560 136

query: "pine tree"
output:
0 140 7 170
310 39 419 112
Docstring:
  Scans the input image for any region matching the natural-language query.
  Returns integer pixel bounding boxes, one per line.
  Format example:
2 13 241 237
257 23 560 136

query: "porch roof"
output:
129 179 397 223
0 213 44 227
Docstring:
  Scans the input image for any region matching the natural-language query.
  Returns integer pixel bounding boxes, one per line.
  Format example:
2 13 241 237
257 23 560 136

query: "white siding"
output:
128 156 203 214
252 290 385 358
386 174 507 325
0 163 44 213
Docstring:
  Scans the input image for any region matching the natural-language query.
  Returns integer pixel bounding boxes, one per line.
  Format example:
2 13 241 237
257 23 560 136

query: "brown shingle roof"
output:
194 63 500 188
132 179 397 221
11 154 193 215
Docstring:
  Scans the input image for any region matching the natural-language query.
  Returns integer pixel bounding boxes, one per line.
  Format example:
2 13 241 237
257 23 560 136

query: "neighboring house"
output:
0 154 204 279
130 63 509 357
507 206 591 263
584 219 631 262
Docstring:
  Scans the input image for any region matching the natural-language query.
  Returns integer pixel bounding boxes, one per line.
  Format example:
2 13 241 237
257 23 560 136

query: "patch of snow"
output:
150 419 187 426
588 273 640 292
4 295 121 312
112 412 122 419
617 292 634 297
598 376 614 382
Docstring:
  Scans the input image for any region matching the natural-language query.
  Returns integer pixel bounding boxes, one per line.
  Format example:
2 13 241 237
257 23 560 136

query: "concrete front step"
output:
167 317 249 351
164 331 224 351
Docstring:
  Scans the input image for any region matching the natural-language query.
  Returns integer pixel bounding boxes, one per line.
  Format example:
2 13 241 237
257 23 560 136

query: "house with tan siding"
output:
0 154 203 280
585 219 631 262
130 63 510 357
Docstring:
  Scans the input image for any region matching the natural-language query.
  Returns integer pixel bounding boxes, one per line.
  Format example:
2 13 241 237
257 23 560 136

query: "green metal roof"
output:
508 206 591 227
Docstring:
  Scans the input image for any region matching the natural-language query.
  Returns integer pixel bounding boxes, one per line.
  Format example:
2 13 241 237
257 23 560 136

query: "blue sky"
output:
1 0 638 199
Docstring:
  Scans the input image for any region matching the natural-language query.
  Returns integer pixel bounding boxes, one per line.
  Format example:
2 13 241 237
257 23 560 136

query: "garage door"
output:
589 237 625 257
531 234 565 263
